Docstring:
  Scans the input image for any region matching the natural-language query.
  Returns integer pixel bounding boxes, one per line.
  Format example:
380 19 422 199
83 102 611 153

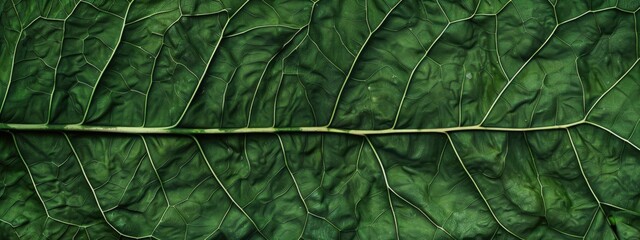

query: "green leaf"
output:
1 0 640 239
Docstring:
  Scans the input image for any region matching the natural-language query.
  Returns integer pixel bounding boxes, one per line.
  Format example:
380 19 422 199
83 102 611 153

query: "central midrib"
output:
0 120 586 135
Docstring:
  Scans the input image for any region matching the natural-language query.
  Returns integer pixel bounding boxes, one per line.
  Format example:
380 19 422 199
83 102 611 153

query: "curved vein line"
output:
275 134 309 239
0 30 22 116
80 1 133 124
63 132 148 239
566 129 620 240
446 133 524 240
139 136 172 210
365 136 399 240
584 58 640 119
192 136 267 239
246 26 307 127
479 21 560 125
47 1 84 123
171 6 236 128
392 23 450 128
365 137 455 238
585 121 640 151
326 0 404 127
142 17 181 127
9 133 52 219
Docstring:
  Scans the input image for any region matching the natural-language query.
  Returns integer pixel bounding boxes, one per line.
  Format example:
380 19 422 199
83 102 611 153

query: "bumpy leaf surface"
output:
1 0 640 239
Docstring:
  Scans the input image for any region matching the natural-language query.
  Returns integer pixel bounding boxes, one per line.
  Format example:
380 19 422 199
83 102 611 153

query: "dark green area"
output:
1 0 640 239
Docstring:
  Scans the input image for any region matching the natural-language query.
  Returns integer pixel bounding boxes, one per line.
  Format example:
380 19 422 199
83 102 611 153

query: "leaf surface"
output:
1 0 640 239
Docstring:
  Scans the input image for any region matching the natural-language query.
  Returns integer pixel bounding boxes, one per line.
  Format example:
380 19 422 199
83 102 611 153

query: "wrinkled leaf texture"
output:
1 0 640 239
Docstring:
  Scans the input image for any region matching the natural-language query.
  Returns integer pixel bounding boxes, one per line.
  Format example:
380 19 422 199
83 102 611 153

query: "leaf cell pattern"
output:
1 0 640 239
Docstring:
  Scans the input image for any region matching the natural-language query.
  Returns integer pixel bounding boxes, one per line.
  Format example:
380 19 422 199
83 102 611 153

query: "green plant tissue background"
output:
1 0 640 239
